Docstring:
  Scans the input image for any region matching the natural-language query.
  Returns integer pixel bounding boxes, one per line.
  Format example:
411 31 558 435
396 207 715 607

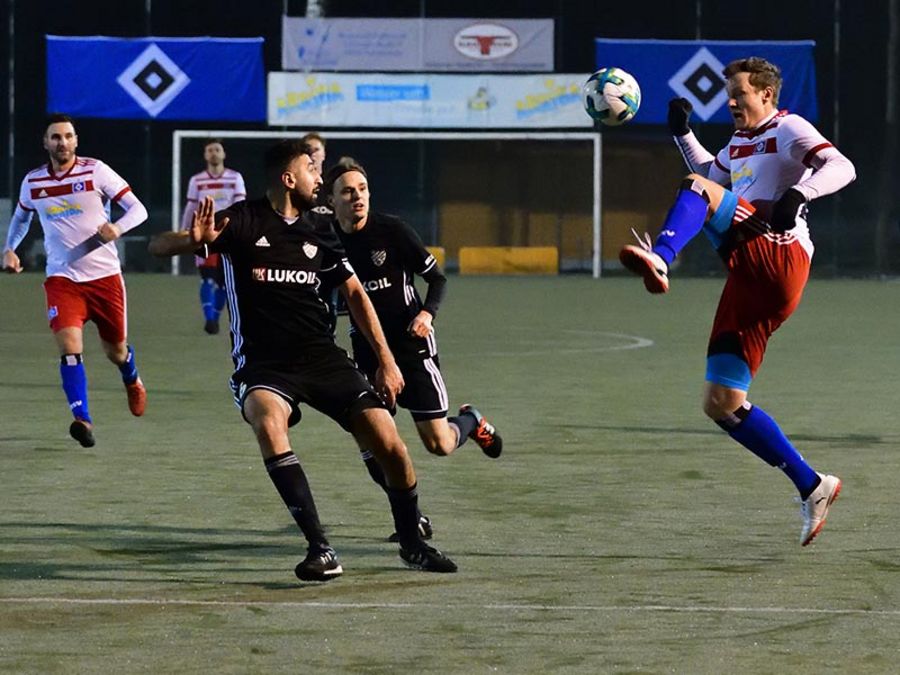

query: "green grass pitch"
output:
1 273 899 673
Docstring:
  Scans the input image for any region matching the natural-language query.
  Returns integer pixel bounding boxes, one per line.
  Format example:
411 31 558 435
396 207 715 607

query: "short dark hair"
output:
264 139 313 184
723 57 782 105
323 160 367 195
203 137 224 150
44 113 75 134
300 132 326 148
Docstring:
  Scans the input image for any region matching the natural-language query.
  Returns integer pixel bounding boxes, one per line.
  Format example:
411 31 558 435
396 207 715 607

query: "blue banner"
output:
594 39 817 124
47 36 265 121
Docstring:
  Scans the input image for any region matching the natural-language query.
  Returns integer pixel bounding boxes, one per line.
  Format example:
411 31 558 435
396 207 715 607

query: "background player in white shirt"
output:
181 138 246 334
619 57 856 546
3 114 149 447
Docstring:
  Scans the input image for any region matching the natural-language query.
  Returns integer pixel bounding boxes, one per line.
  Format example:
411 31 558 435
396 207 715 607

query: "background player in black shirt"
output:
324 161 502 538
150 140 457 579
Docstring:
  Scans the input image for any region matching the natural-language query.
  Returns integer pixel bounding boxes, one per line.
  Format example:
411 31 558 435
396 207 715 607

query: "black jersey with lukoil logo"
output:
335 212 437 357
208 198 354 364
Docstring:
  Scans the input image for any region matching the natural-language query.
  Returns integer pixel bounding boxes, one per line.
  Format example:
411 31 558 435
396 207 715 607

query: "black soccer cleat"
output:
399 544 458 573
69 419 95 448
204 319 220 335
295 546 343 582
388 514 434 543
459 404 503 458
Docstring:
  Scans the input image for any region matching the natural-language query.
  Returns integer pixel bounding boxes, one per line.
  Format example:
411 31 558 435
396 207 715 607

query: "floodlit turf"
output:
1 272 899 673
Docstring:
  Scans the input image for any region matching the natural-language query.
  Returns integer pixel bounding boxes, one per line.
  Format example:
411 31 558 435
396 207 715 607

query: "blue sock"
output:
60 354 91 423
213 285 227 319
200 278 218 322
719 403 820 498
652 184 710 266
118 345 139 385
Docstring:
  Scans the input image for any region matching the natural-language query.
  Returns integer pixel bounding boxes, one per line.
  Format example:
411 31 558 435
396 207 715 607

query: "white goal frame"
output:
171 130 603 277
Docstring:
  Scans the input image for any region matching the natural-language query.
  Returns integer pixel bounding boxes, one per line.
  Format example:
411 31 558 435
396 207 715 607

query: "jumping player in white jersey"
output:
619 57 856 546
181 139 246 334
3 114 149 448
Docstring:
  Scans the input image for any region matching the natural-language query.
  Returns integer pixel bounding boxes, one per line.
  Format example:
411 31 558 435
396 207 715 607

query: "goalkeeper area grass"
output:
1 273 898 673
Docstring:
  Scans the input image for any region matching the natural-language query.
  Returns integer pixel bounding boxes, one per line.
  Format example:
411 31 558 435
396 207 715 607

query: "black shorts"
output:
354 340 448 422
229 345 385 431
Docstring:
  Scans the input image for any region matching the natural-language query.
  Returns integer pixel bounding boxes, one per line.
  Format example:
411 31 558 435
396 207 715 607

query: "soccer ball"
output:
583 67 641 126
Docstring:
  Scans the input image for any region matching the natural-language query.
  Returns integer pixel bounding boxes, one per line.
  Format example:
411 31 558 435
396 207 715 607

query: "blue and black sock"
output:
60 353 91 423
653 178 710 266
717 402 821 499
118 344 139 385
200 277 219 322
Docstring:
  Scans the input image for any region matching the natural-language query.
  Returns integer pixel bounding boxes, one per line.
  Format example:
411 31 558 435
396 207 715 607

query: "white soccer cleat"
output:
799 473 842 546
619 229 669 294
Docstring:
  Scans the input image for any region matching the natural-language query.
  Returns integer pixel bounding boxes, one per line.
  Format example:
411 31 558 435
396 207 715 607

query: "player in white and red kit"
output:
181 139 246 334
619 58 856 546
3 114 149 447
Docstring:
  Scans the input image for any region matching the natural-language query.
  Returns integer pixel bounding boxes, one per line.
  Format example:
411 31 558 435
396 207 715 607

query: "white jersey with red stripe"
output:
675 110 855 260
185 168 246 214
18 156 134 282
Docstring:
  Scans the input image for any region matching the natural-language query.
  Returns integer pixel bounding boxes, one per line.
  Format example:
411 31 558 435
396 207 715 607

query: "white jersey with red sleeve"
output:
711 110 855 258
184 168 246 217
17 156 142 282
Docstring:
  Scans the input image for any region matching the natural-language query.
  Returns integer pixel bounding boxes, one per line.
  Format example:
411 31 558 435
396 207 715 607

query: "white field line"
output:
1 597 898 616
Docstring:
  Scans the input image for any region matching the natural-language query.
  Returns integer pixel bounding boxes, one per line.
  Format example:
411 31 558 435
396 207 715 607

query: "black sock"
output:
361 450 388 490
386 483 422 550
363 451 425 521
264 452 329 549
448 413 477 448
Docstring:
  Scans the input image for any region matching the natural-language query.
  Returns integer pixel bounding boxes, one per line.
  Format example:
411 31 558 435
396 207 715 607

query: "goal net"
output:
171 130 602 276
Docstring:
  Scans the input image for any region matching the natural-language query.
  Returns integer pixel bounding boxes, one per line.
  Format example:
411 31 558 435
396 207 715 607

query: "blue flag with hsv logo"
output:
594 39 818 124
46 36 265 121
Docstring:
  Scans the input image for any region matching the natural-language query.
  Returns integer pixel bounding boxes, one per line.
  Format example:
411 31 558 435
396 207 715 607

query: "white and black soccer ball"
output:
583 67 641 126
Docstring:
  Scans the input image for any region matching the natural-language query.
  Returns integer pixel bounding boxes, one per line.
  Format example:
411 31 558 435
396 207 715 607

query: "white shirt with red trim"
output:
676 110 855 259
184 168 246 217
17 156 138 282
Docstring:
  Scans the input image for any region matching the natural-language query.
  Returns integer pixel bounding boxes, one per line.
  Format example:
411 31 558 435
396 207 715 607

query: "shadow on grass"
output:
551 423 887 446
0 521 408 585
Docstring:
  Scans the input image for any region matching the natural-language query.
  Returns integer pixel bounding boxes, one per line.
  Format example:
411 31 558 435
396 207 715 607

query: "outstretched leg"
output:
351 408 457 572
620 174 733 293
244 389 341 581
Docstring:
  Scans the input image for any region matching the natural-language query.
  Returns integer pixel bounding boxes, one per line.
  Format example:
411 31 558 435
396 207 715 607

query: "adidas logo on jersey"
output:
255 236 271 247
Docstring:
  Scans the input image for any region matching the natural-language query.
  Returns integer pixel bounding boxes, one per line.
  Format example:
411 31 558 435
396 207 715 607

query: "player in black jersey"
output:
150 140 457 579
323 161 502 538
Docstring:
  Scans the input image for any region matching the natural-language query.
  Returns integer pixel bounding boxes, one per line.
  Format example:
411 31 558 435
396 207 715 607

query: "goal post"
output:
171 130 603 277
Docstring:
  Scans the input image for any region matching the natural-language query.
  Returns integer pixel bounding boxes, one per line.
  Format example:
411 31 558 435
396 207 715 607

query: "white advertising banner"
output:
282 17 554 72
268 72 593 129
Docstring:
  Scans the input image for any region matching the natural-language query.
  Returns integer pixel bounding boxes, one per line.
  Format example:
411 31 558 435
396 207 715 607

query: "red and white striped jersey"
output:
17 157 135 282
676 110 855 259
185 168 246 213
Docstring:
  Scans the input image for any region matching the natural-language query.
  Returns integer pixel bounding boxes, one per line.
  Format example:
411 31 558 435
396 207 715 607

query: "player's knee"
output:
702 388 745 421
424 437 454 456
250 412 286 444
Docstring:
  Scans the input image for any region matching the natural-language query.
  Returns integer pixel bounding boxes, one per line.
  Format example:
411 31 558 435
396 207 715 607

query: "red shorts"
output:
44 274 128 344
196 252 220 269
708 233 810 378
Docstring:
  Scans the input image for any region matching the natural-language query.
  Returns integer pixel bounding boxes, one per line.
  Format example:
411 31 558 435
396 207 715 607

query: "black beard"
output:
288 188 317 211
